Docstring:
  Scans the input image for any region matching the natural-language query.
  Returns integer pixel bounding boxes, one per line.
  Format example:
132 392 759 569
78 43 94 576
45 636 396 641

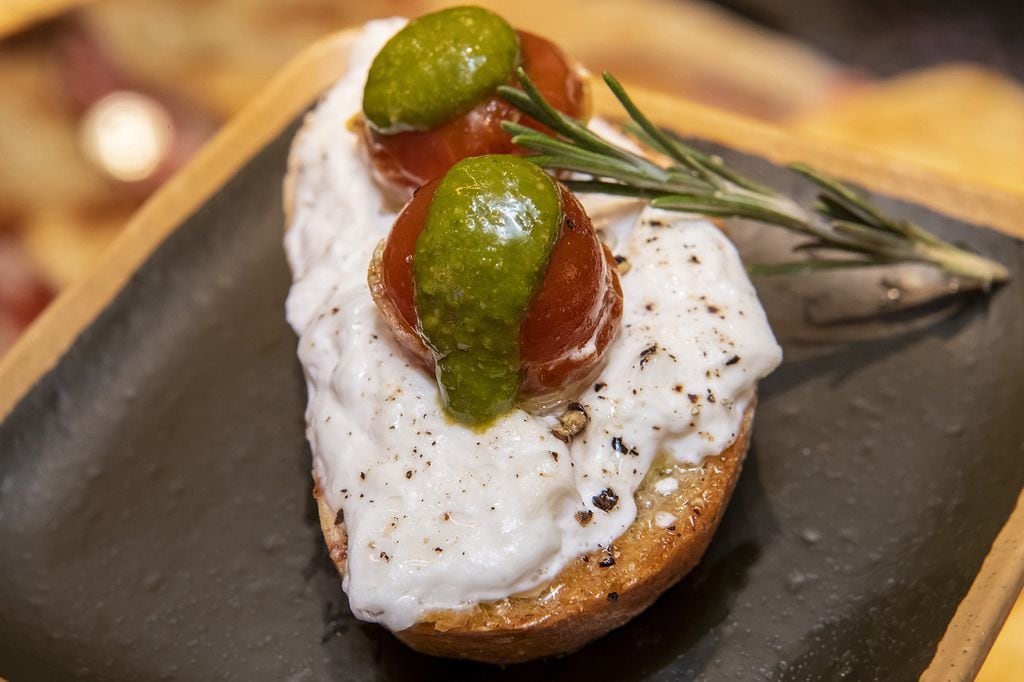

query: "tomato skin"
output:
362 31 588 203
372 179 622 407
518 189 623 403
379 181 437 343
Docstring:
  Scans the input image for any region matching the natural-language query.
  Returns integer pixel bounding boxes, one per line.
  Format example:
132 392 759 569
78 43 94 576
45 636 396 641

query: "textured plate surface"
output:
0 116 1022 681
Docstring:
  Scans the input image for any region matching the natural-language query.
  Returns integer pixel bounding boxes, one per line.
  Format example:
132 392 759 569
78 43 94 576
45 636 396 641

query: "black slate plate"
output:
1 116 1022 682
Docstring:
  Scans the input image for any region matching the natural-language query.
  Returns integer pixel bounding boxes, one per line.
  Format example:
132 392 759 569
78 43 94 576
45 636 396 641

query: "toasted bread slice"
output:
313 402 753 664
286 59 756 665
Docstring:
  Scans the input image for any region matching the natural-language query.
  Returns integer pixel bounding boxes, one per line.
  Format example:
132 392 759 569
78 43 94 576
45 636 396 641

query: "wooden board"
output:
0 28 1022 679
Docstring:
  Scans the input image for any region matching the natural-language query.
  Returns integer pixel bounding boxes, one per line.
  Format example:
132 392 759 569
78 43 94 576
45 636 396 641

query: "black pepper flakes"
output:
707 304 720 314
576 509 594 526
639 344 658 369
405 470 413 479
592 488 619 512
610 437 639 456
688 393 700 404
598 546 617 567
595 382 606 392
614 254 631 275
607 591 619 602
334 509 344 526
726 355 741 366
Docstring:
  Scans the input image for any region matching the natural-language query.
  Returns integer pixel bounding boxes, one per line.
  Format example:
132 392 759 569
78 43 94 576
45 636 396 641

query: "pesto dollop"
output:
413 155 562 425
363 7 521 134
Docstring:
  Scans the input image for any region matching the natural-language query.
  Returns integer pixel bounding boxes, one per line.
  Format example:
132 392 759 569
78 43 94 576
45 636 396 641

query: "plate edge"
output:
921 491 1024 680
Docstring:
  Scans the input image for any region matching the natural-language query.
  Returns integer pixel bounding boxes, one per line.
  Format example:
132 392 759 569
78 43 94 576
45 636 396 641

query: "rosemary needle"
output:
498 69 1009 291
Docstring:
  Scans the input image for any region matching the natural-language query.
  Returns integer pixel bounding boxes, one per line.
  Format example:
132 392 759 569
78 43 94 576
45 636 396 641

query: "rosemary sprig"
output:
498 70 1010 290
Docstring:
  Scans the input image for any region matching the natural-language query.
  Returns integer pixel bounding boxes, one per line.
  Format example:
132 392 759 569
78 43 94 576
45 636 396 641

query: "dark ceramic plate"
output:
1 45 1023 681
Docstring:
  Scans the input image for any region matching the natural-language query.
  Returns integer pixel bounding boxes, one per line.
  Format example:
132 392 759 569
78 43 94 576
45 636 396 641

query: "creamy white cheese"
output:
284 19 782 631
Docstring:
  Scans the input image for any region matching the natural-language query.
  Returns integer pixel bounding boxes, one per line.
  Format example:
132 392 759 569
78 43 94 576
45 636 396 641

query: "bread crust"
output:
314 402 754 664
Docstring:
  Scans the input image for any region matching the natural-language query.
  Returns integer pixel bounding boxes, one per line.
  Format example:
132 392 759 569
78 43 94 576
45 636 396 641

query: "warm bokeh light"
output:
78 91 173 182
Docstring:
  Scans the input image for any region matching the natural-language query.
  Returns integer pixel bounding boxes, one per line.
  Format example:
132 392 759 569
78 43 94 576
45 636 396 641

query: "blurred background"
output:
0 0 1021 674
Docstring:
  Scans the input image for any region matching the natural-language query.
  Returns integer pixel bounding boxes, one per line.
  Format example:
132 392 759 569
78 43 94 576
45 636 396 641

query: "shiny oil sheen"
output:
413 155 562 424
362 7 520 133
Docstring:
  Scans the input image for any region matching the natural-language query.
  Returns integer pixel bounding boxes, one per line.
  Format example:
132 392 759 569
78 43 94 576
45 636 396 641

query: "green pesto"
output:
414 156 562 425
362 7 520 133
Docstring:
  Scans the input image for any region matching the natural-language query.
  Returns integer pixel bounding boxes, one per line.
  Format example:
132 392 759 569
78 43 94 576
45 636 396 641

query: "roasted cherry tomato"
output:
362 7 587 204
369 155 621 423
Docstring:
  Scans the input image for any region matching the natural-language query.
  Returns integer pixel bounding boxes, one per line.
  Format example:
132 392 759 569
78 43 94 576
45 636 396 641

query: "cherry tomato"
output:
362 31 588 203
372 179 622 406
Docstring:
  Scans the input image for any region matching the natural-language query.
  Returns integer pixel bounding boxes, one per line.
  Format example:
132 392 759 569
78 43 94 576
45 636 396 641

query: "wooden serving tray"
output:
0 29 1022 680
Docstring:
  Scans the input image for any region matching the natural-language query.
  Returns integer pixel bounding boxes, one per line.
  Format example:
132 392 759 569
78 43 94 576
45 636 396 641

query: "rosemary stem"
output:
911 242 1010 288
498 70 1011 291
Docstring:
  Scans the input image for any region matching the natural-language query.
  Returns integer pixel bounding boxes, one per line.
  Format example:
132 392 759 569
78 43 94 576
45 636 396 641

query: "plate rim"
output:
0 26 1021 680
